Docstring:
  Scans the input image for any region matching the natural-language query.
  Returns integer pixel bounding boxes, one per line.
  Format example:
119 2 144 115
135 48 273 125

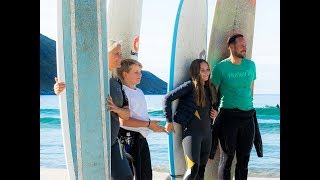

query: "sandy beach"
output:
40 168 279 180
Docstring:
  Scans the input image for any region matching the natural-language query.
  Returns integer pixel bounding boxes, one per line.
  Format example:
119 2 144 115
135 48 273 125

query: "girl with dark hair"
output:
163 59 218 180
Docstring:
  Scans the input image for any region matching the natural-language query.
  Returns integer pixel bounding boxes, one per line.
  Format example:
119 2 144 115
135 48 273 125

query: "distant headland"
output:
40 34 168 95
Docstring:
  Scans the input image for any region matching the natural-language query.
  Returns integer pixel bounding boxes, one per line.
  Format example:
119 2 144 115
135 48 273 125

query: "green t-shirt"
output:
211 58 256 111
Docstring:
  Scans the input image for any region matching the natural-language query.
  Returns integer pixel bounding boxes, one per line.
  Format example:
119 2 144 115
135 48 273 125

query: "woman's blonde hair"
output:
108 40 122 52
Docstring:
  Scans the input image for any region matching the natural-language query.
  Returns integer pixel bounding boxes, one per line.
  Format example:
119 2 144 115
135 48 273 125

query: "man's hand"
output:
210 107 218 119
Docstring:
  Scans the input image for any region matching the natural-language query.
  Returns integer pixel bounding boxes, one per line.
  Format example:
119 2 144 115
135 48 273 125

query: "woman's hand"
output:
106 96 130 120
54 77 66 95
165 122 175 133
106 96 120 113
210 108 218 119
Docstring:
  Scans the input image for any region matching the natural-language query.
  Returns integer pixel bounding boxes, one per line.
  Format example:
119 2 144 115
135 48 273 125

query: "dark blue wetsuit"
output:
109 77 133 180
164 80 214 180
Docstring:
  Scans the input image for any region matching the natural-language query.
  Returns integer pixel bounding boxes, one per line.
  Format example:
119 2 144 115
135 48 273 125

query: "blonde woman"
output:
54 40 133 180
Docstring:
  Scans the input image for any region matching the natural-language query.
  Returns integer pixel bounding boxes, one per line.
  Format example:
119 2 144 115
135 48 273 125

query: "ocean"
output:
40 94 280 177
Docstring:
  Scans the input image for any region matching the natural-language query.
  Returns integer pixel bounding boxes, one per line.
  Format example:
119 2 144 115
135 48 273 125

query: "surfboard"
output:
107 0 143 60
204 0 256 179
167 0 207 179
57 0 111 179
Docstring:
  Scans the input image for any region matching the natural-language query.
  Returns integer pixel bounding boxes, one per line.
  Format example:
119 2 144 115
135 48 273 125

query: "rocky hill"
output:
40 34 167 95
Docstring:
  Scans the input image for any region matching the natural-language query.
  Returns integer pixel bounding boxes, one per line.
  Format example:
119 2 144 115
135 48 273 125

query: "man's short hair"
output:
227 34 244 47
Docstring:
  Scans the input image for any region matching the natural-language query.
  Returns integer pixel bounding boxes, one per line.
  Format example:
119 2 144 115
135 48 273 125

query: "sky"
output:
40 0 280 94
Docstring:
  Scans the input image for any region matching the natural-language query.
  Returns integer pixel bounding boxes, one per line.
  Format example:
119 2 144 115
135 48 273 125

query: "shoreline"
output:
40 168 280 180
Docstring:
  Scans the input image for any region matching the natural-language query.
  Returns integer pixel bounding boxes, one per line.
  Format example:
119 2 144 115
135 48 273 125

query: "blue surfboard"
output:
56 0 111 179
167 0 208 179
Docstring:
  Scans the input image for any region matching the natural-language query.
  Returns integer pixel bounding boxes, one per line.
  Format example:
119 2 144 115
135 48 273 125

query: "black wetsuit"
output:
110 77 133 180
118 128 152 180
213 108 256 180
182 87 212 180
164 80 213 180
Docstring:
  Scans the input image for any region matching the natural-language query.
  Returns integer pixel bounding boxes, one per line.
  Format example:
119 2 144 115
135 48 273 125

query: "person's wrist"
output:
147 119 151 127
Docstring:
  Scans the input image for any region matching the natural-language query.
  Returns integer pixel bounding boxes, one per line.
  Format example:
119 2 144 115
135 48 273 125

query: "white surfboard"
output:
205 0 256 179
107 0 143 60
57 0 111 179
167 0 207 179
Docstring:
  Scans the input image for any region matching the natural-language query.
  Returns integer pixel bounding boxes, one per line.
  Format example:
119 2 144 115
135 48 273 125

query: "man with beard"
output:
211 33 257 180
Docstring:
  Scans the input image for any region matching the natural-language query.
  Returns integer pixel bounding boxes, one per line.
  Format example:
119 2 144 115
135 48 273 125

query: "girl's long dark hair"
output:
189 59 217 107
